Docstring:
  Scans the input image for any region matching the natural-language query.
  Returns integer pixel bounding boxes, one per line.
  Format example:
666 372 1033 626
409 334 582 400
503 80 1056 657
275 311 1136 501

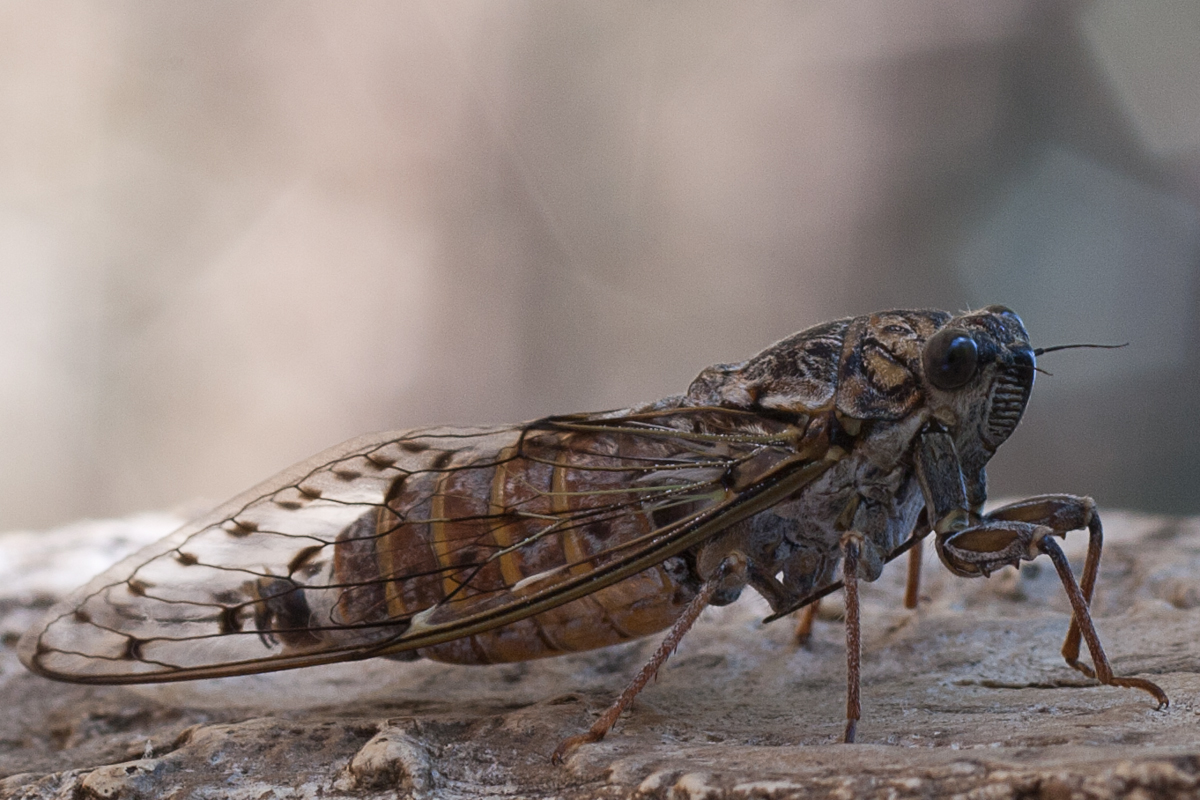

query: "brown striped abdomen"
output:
333 428 701 664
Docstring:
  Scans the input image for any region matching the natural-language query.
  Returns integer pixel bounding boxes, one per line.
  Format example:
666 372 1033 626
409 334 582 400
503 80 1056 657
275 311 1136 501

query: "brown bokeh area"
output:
1 2 1198 533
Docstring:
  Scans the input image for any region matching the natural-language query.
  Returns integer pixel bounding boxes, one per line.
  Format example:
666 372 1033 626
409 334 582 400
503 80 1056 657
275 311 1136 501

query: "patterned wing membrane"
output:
19 407 812 683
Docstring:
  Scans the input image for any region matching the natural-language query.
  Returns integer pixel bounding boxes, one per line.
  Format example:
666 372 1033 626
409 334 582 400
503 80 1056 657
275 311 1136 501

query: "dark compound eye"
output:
923 328 979 390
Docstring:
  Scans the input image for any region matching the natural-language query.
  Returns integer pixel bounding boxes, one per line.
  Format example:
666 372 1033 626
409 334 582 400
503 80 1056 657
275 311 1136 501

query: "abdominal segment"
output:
418 565 693 664
326 429 707 664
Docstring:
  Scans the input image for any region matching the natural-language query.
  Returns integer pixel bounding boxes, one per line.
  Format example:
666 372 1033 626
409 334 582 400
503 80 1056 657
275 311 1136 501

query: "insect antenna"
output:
1033 342 1128 356
1032 342 1127 376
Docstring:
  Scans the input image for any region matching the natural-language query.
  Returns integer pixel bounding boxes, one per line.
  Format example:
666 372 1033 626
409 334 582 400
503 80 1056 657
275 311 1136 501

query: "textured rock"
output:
3 509 1200 799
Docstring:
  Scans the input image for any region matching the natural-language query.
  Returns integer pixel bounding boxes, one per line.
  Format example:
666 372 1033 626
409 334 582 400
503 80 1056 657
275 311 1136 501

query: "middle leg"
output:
841 532 863 743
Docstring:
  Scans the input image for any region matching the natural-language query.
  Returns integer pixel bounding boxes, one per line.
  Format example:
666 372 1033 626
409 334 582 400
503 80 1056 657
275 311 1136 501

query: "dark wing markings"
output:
20 408 823 682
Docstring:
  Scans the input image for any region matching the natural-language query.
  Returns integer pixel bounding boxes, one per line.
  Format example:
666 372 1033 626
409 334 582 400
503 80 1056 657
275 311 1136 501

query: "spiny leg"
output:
797 522 928 644
902 511 931 611
551 554 745 763
939 494 1166 707
982 496 1119 682
903 537 923 610
793 599 819 644
1061 515 1101 678
1037 535 1167 706
841 533 862 743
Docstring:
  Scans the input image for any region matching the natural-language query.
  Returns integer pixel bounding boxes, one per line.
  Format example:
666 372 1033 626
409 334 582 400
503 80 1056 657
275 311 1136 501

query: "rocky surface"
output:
3 508 1200 799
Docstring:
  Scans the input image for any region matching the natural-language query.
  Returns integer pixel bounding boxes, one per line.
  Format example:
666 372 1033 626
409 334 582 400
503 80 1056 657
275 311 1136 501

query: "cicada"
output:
18 306 1166 760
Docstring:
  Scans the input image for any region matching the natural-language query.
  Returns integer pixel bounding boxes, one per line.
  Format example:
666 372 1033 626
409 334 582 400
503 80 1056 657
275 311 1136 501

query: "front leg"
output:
978 496 1098 674
936 495 1167 707
915 429 1167 709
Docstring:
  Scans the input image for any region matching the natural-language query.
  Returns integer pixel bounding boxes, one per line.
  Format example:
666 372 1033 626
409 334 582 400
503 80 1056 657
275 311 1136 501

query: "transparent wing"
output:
19 406 824 683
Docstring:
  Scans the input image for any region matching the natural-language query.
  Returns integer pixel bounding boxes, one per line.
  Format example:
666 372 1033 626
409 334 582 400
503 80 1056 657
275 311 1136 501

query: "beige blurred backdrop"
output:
1 1 1198 532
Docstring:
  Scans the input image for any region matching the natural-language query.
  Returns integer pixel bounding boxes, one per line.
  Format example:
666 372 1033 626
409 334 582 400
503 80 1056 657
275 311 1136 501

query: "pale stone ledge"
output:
2 508 1199 799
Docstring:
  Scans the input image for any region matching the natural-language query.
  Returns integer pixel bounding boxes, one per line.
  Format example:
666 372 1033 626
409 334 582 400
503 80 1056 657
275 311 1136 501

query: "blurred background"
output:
0 1 1197 534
